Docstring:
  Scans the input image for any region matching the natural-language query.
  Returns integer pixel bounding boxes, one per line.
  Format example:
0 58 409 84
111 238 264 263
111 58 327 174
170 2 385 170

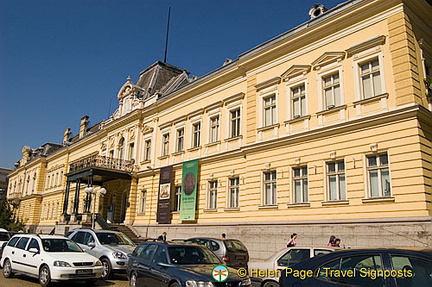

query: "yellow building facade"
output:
7 0 432 259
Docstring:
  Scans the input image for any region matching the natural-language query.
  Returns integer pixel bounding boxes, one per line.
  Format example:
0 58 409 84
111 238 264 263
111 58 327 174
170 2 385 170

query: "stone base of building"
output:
131 217 432 260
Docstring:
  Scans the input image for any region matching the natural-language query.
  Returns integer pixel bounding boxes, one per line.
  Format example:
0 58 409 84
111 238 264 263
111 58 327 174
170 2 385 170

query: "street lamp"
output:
85 187 107 229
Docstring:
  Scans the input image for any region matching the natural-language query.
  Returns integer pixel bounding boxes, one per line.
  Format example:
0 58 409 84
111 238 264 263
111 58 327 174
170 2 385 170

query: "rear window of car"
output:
7 236 20 247
0 232 10 241
224 240 248 252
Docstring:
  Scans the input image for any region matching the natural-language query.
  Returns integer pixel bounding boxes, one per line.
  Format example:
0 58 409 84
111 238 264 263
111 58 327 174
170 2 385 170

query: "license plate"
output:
76 269 92 275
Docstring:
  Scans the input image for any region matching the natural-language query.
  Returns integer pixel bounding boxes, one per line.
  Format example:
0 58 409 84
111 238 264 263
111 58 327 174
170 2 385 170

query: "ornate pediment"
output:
311 52 345 70
281 65 311 81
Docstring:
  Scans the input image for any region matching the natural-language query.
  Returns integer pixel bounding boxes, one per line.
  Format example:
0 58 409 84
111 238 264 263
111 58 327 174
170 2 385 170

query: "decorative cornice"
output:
346 35 386 57
255 77 281 91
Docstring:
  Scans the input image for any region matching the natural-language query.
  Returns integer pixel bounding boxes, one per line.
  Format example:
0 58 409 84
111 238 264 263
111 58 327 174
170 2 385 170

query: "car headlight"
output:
113 251 127 259
53 261 71 267
242 278 251 286
95 260 102 266
185 280 215 287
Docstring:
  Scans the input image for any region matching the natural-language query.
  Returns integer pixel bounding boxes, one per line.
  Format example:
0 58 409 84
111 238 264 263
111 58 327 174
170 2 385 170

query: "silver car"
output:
67 229 135 280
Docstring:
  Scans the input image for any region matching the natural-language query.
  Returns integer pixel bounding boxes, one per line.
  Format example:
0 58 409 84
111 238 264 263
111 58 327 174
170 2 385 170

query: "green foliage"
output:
0 198 25 231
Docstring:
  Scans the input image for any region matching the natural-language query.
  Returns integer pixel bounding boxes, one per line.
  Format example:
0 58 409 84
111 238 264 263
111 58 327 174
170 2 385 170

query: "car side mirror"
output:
29 247 39 254
88 242 96 248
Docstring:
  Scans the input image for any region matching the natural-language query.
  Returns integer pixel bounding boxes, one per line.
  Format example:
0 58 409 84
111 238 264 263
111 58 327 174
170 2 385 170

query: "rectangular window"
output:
176 128 184 152
367 153 391 197
360 58 382 99
327 161 346 201
323 73 341 109
210 116 220 143
264 94 277 126
192 122 201 148
139 190 147 213
228 177 240 208
291 84 306 118
293 166 308 203
208 180 218 209
128 142 135 160
144 140 151 161
173 186 181 212
162 133 169 156
230 109 241 138
263 171 277 205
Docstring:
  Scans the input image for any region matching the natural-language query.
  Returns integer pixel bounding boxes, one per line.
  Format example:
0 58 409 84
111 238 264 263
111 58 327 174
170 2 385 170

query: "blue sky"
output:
0 0 343 169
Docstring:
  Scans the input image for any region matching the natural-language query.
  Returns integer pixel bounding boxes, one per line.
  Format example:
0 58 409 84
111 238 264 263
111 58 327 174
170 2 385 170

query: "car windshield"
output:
96 232 135 246
168 245 222 265
225 240 248 252
42 238 83 252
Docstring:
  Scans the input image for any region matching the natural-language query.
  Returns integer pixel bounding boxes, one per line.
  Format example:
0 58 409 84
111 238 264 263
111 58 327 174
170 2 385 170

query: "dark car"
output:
186 237 249 269
279 248 432 287
126 240 251 287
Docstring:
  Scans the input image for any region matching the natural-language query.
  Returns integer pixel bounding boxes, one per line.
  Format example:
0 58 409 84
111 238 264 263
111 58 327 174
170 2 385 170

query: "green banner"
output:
180 159 199 221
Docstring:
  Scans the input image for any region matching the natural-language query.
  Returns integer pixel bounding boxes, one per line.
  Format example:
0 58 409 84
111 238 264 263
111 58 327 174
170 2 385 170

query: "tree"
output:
0 198 25 231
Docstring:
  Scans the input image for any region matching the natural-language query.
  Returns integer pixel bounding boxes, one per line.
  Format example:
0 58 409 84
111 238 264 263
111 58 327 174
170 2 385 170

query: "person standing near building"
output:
287 233 297 247
327 235 336 246
158 232 167 242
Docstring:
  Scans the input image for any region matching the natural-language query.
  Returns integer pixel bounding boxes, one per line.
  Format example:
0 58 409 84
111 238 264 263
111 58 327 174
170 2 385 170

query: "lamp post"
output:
85 187 107 229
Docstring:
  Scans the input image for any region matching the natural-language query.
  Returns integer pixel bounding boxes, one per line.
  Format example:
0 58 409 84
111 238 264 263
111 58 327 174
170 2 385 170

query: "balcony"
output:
69 154 134 173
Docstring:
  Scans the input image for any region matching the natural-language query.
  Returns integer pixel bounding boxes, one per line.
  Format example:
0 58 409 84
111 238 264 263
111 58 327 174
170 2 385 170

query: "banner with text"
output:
180 159 199 221
157 165 173 224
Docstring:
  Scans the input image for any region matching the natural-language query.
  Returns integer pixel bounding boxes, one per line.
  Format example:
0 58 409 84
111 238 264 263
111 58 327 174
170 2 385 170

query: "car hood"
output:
48 252 98 263
174 264 243 281
102 244 135 253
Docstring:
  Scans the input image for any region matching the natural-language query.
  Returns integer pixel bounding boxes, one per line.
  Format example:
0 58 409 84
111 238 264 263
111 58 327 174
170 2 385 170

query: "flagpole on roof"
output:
163 7 171 63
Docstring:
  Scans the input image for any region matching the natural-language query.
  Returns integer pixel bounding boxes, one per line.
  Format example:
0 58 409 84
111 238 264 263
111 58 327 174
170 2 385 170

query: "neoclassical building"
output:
7 0 432 259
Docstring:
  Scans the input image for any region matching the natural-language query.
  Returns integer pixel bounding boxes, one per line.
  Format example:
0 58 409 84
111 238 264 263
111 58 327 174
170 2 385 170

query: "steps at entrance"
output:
110 224 147 244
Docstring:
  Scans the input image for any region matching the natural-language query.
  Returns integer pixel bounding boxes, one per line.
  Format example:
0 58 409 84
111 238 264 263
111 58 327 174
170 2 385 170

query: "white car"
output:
249 246 335 287
1 234 103 287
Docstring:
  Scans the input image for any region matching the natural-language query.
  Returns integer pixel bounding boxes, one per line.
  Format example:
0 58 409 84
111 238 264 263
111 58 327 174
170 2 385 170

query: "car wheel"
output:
263 281 279 287
101 258 112 280
130 272 137 287
170 283 180 287
39 265 52 287
3 259 14 278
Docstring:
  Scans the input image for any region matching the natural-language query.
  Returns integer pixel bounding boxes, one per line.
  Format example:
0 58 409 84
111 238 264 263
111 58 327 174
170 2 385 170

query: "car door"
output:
21 238 42 276
388 253 432 287
134 244 157 287
149 246 171 287
10 236 30 273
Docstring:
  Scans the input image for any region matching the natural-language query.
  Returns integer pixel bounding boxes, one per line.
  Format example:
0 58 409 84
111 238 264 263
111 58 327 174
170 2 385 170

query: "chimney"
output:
79 116 89 138
63 128 71 143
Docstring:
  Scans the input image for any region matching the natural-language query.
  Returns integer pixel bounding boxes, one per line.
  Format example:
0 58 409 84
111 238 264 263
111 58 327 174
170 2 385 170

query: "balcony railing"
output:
69 154 134 173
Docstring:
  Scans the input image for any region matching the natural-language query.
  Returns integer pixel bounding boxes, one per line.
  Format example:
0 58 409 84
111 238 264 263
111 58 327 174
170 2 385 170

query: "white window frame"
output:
290 83 307 118
207 180 218 209
176 127 185 152
322 72 342 109
139 190 147 214
293 166 308 203
227 177 240 208
128 142 135 161
317 65 344 111
366 153 391 198
143 139 151 161
263 170 277 205
192 121 201 148
162 132 170 156
326 160 346 201
353 52 386 101
173 186 181 212
262 93 277 127
209 115 220 143
229 108 241 138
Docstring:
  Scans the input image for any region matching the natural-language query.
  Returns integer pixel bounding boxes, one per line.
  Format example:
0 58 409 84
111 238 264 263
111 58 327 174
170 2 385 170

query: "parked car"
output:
279 248 432 287
0 228 11 259
126 240 252 287
186 237 249 268
0 233 103 287
249 246 335 287
66 228 136 280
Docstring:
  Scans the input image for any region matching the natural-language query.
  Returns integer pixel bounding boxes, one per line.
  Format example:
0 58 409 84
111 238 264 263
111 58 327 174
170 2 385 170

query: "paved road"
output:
0 272 130 287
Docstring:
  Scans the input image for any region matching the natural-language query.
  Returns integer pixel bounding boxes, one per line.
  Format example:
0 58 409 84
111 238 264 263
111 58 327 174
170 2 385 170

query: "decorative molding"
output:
223 92 245 105
346 35 386 57
312 52 345 70
281 65 311 81
255 77 281 91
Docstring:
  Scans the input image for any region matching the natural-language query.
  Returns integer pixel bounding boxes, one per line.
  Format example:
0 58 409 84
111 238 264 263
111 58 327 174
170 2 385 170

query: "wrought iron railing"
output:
69 154 134 173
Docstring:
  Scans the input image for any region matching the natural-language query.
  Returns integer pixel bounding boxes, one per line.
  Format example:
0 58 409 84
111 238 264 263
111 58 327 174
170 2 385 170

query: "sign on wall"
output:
157 166 173 223
180 159 199 221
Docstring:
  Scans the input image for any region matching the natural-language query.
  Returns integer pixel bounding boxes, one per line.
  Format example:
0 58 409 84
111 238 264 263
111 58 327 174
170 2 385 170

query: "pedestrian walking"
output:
327 235 336 246
287 233 297 247
158 232 167 242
